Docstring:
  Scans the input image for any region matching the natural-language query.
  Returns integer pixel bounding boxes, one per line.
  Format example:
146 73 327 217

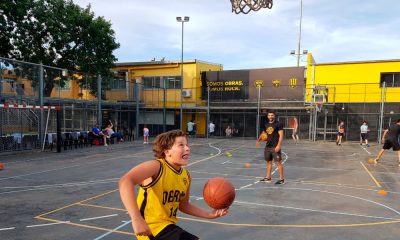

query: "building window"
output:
143 76 181 89
109 78 127 89
55 80 71 90
166 76 181 89
380 72 400 87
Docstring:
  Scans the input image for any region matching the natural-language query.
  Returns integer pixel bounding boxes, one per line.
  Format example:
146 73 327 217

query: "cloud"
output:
73 0 400 69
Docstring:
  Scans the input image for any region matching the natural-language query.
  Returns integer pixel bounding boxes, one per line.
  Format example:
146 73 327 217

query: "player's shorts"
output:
337 132 344 137
382 139 400 151
360 133 368 140
151 224 199 240
264 147 282 162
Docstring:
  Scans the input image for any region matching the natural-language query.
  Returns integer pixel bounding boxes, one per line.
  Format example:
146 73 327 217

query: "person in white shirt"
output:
209 121 215 137
187 120 196 137
360 121 370 147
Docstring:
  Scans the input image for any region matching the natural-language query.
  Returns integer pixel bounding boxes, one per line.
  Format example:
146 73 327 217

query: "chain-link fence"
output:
1 57 399 153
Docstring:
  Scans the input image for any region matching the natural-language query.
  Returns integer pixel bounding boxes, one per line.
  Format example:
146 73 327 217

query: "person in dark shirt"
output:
373 119 400 166
256 110 285 185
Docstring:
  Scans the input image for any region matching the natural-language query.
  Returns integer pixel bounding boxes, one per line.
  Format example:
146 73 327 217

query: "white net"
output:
230 0 273 14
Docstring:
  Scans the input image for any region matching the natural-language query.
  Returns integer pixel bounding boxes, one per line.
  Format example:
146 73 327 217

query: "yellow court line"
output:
180 216 400 228
35 216 135 236
78 203 126 212
36 189 118 218
360 161 382 188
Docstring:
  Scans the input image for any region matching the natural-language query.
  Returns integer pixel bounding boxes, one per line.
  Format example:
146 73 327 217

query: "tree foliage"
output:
0 0 120 97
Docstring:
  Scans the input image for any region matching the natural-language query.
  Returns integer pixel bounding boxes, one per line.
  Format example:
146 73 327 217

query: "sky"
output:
73 0 400 70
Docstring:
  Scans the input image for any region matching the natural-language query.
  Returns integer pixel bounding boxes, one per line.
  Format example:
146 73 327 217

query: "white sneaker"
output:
104 143 108 146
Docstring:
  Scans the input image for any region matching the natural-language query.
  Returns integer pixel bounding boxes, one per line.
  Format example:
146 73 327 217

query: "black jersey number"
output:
169 207 178 217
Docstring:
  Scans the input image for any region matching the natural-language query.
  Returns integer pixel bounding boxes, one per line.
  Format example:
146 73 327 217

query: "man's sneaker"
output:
259 177 272 183
366 144 370 147
275 179 285 185
373 158 379 164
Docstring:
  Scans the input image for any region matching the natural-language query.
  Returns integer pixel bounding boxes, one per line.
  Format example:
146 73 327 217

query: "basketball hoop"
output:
230 0 273 14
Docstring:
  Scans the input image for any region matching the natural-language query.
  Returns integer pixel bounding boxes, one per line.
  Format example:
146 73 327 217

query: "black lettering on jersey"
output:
163 190 185 204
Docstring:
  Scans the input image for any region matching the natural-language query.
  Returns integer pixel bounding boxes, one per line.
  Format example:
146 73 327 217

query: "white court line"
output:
221 160 231 164
238 151 288 190
80 214 118 222
27 221 70 228
0 227 15 231
93 220 132 240
239 184 253 189
360 145 372 155
234 200 398 221
238 186 400 215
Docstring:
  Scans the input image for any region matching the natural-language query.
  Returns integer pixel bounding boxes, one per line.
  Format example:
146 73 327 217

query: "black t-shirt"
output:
264 120 284 148
387 124 400 140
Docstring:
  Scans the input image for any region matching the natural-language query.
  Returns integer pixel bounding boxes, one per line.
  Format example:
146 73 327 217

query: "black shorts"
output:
264 147 282 162
337 132 344 137
382 139 400 151
152 224 199 240
360 133 368 140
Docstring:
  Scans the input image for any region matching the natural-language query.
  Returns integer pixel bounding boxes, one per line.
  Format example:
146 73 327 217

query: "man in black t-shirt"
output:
256 110 285 184
373 119 400 166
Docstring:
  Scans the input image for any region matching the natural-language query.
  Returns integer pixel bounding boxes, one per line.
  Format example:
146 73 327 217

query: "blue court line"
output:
93 220 132 240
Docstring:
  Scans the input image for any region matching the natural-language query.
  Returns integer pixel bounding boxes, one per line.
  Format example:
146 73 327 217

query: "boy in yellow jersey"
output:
119 130 228 239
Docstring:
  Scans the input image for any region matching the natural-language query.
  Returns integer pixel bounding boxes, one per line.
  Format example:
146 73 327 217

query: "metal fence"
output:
1 57 399 153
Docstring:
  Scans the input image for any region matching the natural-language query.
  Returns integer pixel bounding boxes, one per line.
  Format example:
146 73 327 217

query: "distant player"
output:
360 121 370 147
119 130 228 239
336 121 345 146
373 119 400 166
256 110 285 185
143 125 149 144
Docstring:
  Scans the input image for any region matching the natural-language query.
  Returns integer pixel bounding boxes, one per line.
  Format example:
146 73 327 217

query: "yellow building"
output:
113 59 223 136
306 53 400 103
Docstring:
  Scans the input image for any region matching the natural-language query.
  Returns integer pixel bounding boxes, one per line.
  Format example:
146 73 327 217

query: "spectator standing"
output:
209 121 215 137
360 121 370 147
187 120 195 137
143 125 149 144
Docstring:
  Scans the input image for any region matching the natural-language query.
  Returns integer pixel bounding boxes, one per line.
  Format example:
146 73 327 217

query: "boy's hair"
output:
153 130 187 158
267 110 276 115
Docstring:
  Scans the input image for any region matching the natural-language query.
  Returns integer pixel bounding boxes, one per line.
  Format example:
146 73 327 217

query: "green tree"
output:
1 0 119 97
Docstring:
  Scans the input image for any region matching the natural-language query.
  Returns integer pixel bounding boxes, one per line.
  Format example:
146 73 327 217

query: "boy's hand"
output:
255 141 260 148
132 217 153 237
209 208 229 219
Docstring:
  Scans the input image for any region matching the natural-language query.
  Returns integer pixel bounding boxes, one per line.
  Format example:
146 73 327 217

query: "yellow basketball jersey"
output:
136 158 190 239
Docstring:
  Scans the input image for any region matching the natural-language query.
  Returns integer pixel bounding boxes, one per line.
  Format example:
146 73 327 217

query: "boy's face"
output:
164 136 190 168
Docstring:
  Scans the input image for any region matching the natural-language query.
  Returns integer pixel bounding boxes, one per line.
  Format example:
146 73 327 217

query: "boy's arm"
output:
179 177 228 219
119 160 160 237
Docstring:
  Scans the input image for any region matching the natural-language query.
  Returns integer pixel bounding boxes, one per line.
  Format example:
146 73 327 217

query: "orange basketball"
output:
203 177 235 209
0 163 4 170
260 131 268 141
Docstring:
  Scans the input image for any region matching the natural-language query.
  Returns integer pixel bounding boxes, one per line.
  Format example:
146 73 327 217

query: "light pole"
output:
290 0 307 66
296 0 303 67
176 16 189 130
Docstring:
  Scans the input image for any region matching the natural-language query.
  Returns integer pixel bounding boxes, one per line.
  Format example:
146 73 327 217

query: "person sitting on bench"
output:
105 121 124 143
92 123 107 146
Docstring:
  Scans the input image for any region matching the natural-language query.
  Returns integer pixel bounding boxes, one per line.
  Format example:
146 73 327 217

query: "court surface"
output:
1 138 400 239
